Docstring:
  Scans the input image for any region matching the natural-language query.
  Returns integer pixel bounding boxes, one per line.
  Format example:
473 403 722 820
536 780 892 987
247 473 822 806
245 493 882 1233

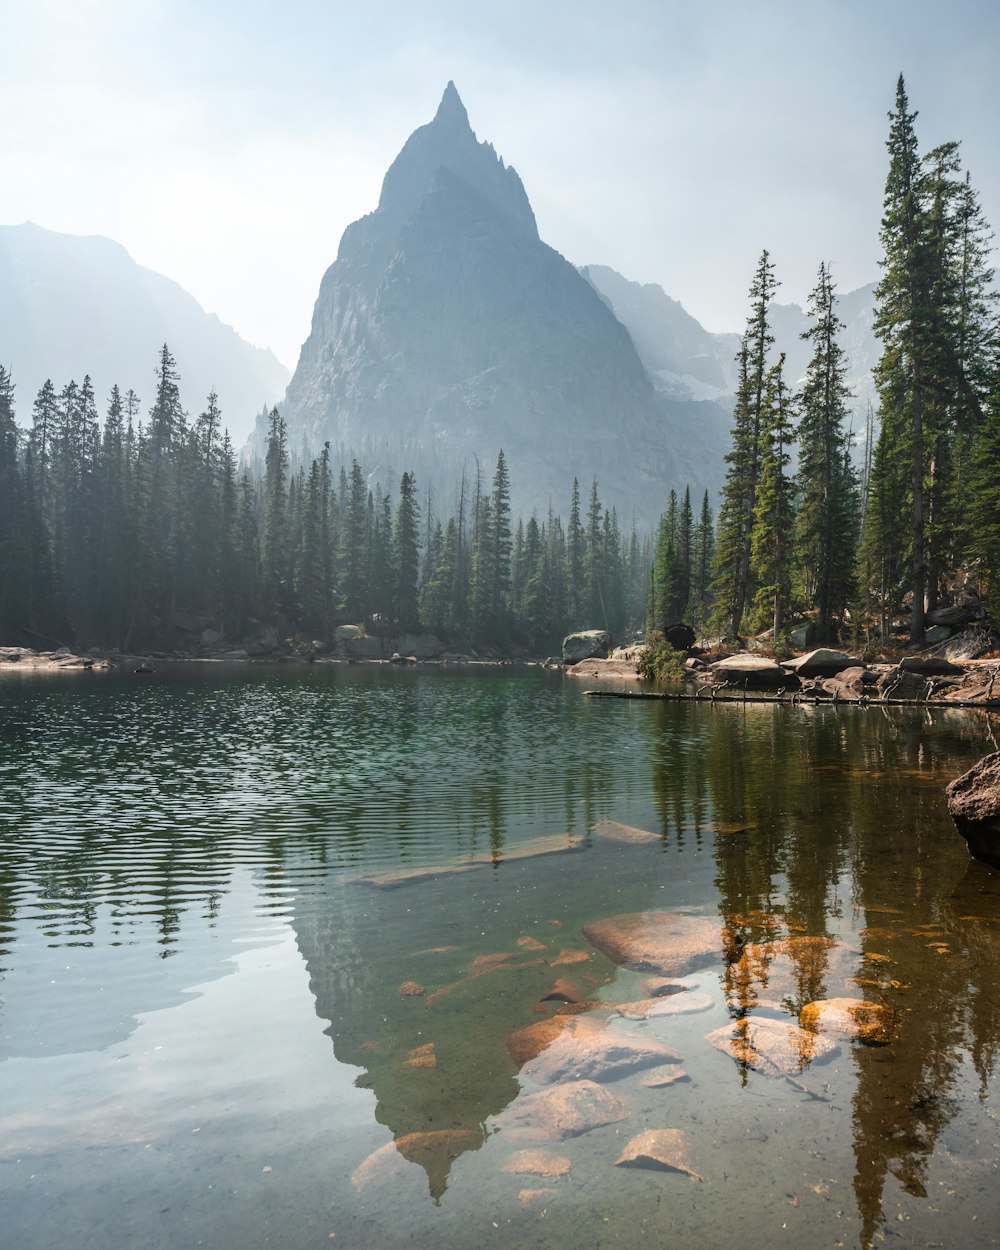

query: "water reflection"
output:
1 667 998 1248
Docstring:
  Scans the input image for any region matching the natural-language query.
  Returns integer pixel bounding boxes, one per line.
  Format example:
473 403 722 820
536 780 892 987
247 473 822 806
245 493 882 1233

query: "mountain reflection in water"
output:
0 666 998 1249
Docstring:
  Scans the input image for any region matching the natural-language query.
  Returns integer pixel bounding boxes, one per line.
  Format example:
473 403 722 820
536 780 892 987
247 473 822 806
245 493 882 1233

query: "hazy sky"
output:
3 0 998 370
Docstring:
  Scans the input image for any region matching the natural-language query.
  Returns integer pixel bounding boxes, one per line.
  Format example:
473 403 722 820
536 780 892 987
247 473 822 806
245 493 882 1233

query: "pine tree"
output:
794 263 859 640
711 251 780 635
749 357 795 638
395 471 421 631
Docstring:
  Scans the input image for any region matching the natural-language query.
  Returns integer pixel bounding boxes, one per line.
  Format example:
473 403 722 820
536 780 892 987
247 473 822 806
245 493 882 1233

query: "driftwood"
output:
583 688 1000 711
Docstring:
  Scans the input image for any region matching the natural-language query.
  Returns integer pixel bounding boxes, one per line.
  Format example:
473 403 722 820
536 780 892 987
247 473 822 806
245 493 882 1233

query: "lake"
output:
1 664 998 1250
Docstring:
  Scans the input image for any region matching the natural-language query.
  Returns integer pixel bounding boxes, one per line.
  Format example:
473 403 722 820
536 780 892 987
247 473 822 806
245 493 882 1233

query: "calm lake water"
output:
1 664 998 1250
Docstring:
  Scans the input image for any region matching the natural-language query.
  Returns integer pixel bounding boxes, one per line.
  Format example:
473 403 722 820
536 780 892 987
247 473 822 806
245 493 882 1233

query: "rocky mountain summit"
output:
265 83 731 523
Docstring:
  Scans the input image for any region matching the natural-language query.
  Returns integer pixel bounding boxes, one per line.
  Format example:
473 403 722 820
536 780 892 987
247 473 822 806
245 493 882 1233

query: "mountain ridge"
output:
0 222 289 441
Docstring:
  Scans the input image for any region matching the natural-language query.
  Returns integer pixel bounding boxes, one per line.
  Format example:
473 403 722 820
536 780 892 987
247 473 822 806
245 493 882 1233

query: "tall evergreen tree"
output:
794 263 859 640
711 251 780 635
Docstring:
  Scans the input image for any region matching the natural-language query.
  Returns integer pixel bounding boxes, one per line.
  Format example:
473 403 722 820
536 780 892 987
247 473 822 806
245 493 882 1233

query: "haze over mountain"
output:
0 223 289 443
584 264 878 430
264 83 735 524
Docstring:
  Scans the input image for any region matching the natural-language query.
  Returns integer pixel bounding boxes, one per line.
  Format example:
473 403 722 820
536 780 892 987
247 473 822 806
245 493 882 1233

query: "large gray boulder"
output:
709 653 786 687
783 648 854 677
945 751 1000 869
396 633 444 659
562 630 610 663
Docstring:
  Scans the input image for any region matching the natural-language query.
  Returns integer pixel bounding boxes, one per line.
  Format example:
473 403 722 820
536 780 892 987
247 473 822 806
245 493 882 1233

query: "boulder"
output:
517 1018 683 1085
396 633 444 659
562 630 610 663
799 997 893 1045
924 625 952 645
788 622 816 650
334 624 366 642
491 1079 626 1141
591 818 660 845
945 751 1000 869
708 654 786 687
615 1129 703 1180
582 910 721 976
875 668 928 700
200 628 222 647
706 1016 837 1076
897 655 964 675
783 648 854 677
819 666 879 700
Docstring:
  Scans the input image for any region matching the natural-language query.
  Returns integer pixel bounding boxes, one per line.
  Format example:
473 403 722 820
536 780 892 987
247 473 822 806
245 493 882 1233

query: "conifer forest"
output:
1 76 997 657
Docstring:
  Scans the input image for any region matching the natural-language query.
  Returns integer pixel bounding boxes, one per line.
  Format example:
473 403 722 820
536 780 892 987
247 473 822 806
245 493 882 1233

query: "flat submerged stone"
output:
615 1129 704 1180
582 910 721 976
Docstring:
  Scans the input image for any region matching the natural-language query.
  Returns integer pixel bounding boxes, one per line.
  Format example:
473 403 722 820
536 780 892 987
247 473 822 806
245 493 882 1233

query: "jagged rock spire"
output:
432 81 470 130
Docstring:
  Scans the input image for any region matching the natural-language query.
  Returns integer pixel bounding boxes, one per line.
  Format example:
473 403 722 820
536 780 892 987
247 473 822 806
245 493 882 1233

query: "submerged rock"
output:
945 751 1000 869
706 1016 837 1076
507 1014 681 1083
799 997 893 1046
492 1079 626 1141
582 910 721 976
614 1129 704 1180
503 1149 572 1177
591 818 660 844
613 991 713 1020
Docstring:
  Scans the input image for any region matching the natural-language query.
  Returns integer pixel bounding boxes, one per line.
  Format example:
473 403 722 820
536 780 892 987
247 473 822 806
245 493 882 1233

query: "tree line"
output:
0 348 665 653
705 75 999 647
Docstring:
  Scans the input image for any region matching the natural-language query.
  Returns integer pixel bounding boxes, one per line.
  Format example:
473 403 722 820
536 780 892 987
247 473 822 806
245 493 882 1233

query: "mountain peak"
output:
373 83 537 240
433 81 470 129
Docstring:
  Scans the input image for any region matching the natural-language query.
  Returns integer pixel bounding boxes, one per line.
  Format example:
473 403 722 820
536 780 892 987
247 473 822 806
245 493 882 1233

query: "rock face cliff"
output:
271 83 725 523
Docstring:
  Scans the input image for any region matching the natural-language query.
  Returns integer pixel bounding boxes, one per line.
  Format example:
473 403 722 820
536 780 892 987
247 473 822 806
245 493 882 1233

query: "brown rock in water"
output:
470 952 517 976
503 1149 572 1177
397 980 425 997
946 751 1000 869
641 1066 691 1088
506 1015 593 1066
615 991 713 1020
351 1128 483 1197
510 1015 682 1085
591 818 660 845
517 936 547 951
799 997 893 1046
540 978 584 1004
552 948 591 967
706 1016 837 1076
615 1129 703 1180
582 910 721 976
517 1186 558 1205
405 1041 437 1069
493 1079 626 1141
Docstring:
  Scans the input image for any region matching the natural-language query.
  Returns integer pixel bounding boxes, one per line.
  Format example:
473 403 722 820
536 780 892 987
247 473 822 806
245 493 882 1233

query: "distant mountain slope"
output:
264 84 731 525
582 264 741 402
0 223 289 441
584 263 878 430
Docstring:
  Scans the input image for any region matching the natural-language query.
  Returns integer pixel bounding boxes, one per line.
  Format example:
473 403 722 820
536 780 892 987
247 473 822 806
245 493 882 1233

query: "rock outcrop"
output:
945 751 1000 870
262 84 715 523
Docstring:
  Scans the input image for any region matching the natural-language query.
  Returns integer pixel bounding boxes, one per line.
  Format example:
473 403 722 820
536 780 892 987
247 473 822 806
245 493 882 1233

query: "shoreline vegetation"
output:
5 640 997 713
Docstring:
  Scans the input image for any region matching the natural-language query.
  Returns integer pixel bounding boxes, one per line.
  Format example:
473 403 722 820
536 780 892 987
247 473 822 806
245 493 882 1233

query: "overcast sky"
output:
2 0 998 370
